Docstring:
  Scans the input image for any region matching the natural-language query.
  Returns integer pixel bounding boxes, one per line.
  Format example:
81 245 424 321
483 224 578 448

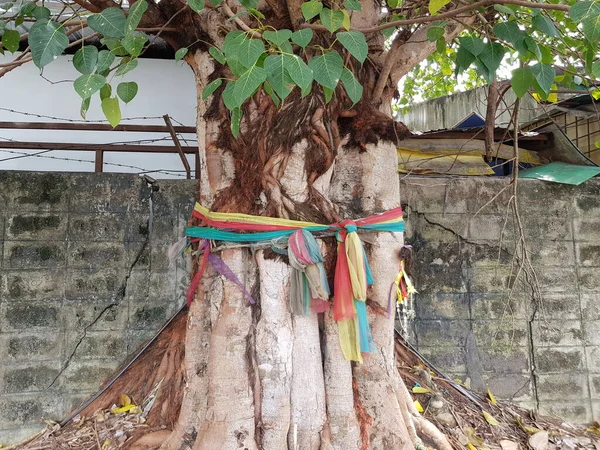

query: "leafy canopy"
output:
1 0 598 132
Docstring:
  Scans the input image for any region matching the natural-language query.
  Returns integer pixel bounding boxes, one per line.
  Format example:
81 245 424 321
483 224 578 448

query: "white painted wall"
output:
0 53 198 178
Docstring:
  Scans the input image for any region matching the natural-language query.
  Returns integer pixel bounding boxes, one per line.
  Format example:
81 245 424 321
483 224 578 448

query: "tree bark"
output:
144 23 457 444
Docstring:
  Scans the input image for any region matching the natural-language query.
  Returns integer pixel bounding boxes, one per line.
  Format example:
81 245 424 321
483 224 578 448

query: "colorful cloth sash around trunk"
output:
185 203 404 362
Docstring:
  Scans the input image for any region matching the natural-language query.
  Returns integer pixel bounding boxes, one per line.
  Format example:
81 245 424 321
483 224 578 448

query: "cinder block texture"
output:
0 172 196 444
402 176 600 424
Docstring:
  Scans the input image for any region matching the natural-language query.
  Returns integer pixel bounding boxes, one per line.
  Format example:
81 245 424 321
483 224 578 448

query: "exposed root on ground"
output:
13 326 600 450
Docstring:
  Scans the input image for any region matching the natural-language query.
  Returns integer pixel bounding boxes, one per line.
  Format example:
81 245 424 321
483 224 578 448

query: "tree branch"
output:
303 0 569 34
71 0 102 13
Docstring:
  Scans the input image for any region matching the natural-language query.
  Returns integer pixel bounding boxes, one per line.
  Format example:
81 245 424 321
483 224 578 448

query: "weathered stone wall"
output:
0 172 196 444
1 171 599 443
401 176 600 424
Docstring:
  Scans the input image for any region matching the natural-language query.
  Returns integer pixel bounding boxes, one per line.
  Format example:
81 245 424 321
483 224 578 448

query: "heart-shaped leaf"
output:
87 8 126 38
102 97 121 127
28 20 69 68
74 73 106 99
73 45 98 74
117 81 138 103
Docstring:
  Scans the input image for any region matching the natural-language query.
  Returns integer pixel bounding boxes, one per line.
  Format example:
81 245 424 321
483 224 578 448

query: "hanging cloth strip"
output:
185 203 404 362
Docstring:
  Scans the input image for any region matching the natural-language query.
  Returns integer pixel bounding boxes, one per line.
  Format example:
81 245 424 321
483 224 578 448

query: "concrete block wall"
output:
401 176 600 424
1 171 599 442
0 172 196 444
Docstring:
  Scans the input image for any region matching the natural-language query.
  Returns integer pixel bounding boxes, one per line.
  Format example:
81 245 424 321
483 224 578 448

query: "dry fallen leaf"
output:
464 427 485 447
483 411 500 426
488 388 497 405
119 394 132 407
529 431 549 450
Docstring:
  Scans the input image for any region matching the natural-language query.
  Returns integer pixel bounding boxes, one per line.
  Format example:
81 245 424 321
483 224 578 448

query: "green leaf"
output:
102 97 121 128
494 4 515 15
592 60 600 78
73 45 98 74
101 37 128 56
80 97 91 119
15 16 24 27
239 0 258 8
342 10 351 31
100 83 112 100
426 26 445 42
263 80 280 105
582 8 600 41
122 31 148 57
263 29 292 46
320 8 344 33
387 0 399 7
291 29 313 48
336 30 367 63
322 85 333 103
126 0 147 32
523 36 542 61
236 38 264 68
380 26 396 39
32 6 50 20
492 21 520 44
28 20 69 68
511 66 533 97
175 47 188 61
435 37 445 54
344 0 361 11
478 42 506 76
202 78 222 100
97 50 115 72
223 30 246 57
539 44 554 64
429 0 450 15
283 54 313 92
187 0 204 13
74 73 106 99
265 54 292 101
340 67 362 104
248 7 265 18
569 1 600 22
87 8 127 38
208 46 225 64
459 36 485 56
308 52 343 90
2 29 20 53
531 63 555 95
455 45 475 75
230 107 242 137
117 81 138 103
233 65 267 105
532 14 557 37
301 0 323 20
115 57 138 75
222 81 239 109
20 2 35 16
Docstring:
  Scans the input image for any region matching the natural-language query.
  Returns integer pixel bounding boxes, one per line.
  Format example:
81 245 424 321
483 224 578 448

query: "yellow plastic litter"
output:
337 317 362 363
414 400 424 413
412 386 431 394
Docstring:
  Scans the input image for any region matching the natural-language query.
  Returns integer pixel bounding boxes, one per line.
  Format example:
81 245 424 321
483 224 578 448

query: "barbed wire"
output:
0 107 194 126
0 148 189 177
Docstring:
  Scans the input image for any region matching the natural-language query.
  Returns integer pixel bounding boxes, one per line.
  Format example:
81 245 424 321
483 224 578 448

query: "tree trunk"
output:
153 49 450 450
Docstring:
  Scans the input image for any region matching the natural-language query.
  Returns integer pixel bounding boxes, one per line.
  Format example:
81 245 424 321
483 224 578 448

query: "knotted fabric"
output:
185 203 404 362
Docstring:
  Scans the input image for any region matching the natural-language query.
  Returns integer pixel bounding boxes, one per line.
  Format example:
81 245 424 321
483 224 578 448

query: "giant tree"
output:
1 0 598 448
